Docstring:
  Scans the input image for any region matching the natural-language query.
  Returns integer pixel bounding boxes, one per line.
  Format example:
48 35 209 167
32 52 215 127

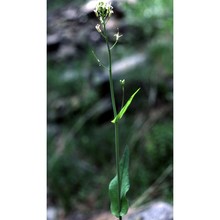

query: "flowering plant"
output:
93 1 140 219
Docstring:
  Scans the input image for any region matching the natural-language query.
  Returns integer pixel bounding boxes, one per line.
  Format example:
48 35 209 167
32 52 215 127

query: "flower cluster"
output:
94 1 122 49
94 1 113 24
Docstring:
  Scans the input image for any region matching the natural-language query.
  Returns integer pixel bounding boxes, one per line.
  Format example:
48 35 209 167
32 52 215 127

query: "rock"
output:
47 206 66 220
112 53 146 75
88 201 172 220
47 34 61 52
47 206 58 220
93 52 147 86
125 202 173 220
62 8 78 21
89 212 116 220
56 44 76 59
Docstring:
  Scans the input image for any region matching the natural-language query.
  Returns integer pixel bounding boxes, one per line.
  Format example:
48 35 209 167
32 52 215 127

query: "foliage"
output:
111 88 140 124
47 0 173 215
109 147 130 217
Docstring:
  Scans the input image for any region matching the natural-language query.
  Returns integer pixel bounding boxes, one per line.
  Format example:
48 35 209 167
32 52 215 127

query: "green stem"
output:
115 122 121 216
121 87 125 110
103 23 117 117
103 22 122 220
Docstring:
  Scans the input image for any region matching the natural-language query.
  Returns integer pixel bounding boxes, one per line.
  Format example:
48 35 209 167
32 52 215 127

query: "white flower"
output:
95 24 102 33
94 1 114 21
114 32 123 41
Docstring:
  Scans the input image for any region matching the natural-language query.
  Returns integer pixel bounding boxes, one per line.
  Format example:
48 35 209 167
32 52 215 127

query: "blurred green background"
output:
47 0 173 217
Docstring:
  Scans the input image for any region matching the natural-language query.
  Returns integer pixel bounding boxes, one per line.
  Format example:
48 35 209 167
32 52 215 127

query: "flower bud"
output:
120 79 125 86
95 24 102 33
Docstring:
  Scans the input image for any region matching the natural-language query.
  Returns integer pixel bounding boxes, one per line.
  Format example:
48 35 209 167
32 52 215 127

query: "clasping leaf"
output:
111 88 140 123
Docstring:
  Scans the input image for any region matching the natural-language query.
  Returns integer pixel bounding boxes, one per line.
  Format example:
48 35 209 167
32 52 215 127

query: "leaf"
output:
109 147 130 217
111 88 140 123
109 176 119 217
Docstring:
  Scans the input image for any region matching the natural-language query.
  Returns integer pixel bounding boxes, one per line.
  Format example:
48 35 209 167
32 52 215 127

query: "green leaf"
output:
109 147 130 217
111 88 140 123
109 176 119 217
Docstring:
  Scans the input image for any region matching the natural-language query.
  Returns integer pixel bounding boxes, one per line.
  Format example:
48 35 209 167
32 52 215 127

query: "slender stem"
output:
110 39 118 50
91 50 108 69
121 87 125 110
115 122 121 215
103 23 117 117
103 22 122 219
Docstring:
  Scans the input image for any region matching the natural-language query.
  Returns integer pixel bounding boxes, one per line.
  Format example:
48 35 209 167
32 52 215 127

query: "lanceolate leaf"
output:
109 146 130 217
109 176 119 217
111 88 140 123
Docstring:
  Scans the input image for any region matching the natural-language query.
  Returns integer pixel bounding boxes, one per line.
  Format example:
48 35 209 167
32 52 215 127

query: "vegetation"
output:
47 0 173 216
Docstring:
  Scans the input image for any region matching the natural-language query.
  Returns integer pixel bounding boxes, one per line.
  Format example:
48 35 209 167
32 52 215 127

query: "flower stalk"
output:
93 2 140 219
102 14 122 220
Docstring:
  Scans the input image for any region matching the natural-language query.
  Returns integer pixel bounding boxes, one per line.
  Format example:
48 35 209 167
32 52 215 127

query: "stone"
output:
47 206 58 220
62 8 78 21
88 201 172 220
125 202 173 220
47 34 61 53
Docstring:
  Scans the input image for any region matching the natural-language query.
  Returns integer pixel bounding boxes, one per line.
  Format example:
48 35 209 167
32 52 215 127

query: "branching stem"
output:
92 50 108 69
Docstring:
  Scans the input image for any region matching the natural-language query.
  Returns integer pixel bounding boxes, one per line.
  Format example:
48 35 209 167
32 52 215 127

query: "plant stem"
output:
103 23 117 117
115 122 121 218
103 22 122 220
121 86 125 110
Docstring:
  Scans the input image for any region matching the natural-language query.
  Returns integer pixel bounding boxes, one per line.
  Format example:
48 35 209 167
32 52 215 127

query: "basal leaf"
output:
109 176 119 217
109 147 130 217
111 88 140 123
119 146 130 216
120 146 130 200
